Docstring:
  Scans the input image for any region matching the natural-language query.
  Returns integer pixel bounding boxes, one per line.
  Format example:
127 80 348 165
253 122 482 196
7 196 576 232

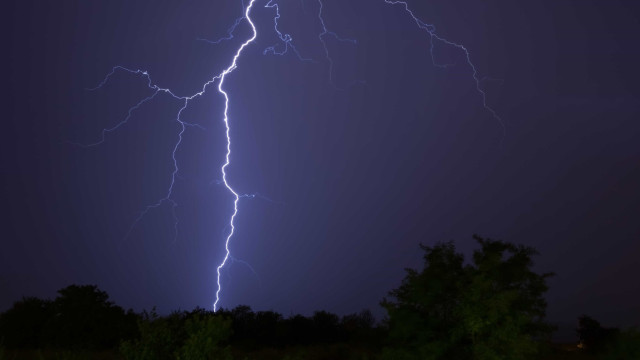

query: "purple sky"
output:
3 0 639 332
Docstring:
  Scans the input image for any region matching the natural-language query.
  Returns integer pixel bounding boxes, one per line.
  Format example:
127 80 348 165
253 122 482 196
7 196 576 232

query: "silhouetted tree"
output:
0 285 136 350
341 309 377 343
381 235 555 360
285 314 314 345
576 315 620 354
0 296 53 348
229 305 256 345
42 284 136 349
254 310 283 346
312 310 341 343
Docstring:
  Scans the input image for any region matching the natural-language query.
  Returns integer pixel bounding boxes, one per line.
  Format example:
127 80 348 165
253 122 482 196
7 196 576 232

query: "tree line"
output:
0 286 383 359
1 235 638 359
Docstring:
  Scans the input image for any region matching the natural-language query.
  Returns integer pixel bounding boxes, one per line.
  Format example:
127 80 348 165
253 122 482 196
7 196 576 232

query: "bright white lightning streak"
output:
214 0 258 312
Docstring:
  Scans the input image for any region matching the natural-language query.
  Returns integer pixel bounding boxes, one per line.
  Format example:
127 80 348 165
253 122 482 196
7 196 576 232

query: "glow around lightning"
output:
79 0 502 313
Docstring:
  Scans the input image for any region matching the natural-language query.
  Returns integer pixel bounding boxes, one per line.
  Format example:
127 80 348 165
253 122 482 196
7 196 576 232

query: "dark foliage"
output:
120 307 232 360
0 285 136 350
0 297 53 348
217 305 382 351
45 285 138 349
117 305 381 359
0 285 381 358
576 315 618 353
574 314 640 360
598 327 640 360
381 235 555 360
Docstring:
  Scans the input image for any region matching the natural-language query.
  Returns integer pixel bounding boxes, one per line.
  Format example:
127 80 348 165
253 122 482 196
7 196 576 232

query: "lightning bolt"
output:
74 67 210 245
384 0 503 130
263 0 311 60
197 15 244 45
262 0 361 88
77 1 258 311
316 0 358 88
214 0 258 312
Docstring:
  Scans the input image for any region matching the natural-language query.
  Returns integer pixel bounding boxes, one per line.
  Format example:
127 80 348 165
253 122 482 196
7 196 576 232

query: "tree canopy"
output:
381 235 555 360
0 284 137 350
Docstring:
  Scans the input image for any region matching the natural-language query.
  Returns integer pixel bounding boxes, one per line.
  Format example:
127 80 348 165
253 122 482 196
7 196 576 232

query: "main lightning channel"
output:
214 0 258 312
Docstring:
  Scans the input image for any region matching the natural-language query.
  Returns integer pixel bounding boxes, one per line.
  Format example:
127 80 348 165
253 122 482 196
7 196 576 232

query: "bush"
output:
120 309 181 360
177 312 232 360
120 308 232 360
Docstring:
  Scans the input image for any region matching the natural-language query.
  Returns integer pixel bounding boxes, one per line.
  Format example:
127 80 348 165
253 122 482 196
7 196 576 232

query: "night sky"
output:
3 0 639 334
